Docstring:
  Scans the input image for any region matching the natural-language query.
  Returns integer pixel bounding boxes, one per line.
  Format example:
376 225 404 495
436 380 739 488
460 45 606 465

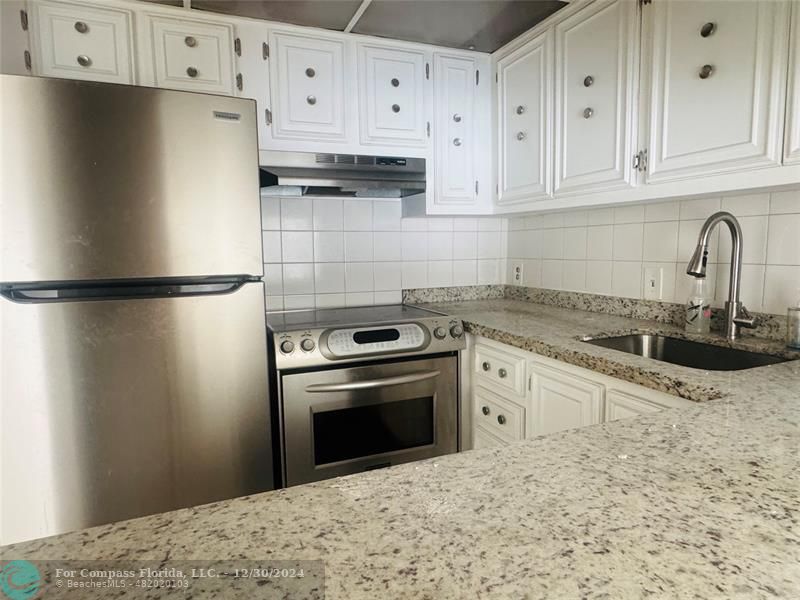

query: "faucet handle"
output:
733 304 757 329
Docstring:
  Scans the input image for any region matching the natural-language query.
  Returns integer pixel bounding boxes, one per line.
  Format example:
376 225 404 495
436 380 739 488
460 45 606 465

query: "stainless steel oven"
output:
268 305 465 487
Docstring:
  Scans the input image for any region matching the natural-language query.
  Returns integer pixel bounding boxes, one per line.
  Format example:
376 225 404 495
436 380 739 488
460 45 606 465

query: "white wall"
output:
261 194 507 310
507 188 800 315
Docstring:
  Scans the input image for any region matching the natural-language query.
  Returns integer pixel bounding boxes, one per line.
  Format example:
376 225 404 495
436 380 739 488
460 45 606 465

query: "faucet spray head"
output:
686 244 708 277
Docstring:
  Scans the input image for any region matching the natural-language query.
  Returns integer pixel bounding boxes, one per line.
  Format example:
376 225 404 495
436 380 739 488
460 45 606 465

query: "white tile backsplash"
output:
507 188 800 315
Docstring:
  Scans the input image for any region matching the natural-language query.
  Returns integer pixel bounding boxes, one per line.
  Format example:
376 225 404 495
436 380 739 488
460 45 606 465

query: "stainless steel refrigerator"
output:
0 75 274 545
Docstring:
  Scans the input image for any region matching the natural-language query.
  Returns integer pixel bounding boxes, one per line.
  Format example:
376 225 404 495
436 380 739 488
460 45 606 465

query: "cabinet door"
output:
358 44 429 147
646 0 789 181
497 30 552 204
269 31 347 141
785 3 800 165
30 0 134 84
554 0 637 195
433 54 475 205
529 364 603 437
605 389 662 422
144 14 235 95
473 427 507 450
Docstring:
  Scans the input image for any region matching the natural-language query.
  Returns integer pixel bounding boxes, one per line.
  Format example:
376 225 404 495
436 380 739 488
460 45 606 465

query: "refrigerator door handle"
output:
1 280 250 303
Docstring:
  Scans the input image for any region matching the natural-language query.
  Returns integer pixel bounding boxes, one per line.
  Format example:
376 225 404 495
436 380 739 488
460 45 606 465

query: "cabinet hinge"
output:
475 70 479 86
262 42 269 60
23 50 31 71
265 108 272 126
639 0 652 6
234 37 241 57
633 149 648 172
475 180 479 195
425 62 430 80
528 375 532 391
426 121 430 137
19 9 28 31
496 72 498 83
236 73 243 91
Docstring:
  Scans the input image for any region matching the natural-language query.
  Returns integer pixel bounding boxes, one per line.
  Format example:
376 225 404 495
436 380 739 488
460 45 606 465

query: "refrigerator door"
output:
0 74 262 284
0 283 272 545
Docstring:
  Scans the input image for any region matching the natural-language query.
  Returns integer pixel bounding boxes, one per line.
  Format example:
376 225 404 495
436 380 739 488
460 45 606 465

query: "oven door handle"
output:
304 370 441 393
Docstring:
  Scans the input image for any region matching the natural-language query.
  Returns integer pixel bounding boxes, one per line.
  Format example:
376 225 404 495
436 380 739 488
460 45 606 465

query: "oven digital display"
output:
352 329 400 344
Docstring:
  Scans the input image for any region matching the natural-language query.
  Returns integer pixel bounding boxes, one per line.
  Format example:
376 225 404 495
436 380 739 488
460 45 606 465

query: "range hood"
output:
259 150 425 197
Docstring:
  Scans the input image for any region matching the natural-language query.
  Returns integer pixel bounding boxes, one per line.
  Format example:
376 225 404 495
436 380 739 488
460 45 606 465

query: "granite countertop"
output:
4 300 800 599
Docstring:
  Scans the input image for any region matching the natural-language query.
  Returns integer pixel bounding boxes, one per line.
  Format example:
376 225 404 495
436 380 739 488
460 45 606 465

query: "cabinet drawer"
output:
473 426 507 450
145 15 235 94
474 388 525 443
474 343 526 398
31 0 135 84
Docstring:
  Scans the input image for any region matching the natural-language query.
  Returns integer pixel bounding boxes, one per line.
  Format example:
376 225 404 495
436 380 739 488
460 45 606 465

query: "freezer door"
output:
0 282 273 545
0 75 262 283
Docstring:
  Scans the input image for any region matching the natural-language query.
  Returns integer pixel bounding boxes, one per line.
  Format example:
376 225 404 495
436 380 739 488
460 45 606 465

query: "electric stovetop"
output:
267 304 444 333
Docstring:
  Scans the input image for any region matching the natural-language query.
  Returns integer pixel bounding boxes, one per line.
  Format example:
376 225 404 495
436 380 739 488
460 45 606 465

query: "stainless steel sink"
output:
583 334 794 371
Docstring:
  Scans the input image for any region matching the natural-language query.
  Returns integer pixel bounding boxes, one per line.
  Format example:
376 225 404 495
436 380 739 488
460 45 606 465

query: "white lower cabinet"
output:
468 335 694 449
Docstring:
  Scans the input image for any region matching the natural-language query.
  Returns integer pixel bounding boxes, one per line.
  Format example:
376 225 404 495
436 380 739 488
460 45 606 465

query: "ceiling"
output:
152 0 568 53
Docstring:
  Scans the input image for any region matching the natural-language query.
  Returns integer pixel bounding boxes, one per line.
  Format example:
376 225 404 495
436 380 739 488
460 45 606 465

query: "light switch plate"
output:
511 261 524 284
644 267 663 300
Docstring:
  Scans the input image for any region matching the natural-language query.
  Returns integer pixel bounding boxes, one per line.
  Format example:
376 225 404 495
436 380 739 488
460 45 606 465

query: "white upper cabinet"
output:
785 2 800 165
553 0 638 195
497 30 552 204
29 0 135 84
645 0 789 182
268 31 348 142
433 53 475 206
358 43 430 147
140 13 236 95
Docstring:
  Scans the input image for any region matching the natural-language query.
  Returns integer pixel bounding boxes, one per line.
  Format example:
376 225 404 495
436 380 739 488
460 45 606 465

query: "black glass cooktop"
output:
267 304 444 333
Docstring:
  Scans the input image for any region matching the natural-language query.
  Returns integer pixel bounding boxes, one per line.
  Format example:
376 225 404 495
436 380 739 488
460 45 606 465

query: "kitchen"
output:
1 0 799 597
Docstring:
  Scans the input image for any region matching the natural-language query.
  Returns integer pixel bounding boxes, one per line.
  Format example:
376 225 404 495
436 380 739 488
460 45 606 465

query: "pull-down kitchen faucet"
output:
686 211 756 341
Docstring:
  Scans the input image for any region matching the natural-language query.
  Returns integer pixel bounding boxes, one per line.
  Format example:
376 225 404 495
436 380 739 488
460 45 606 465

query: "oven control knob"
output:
300 338 315 352
450 324 464 338
279 340 295 354
433 326 447 340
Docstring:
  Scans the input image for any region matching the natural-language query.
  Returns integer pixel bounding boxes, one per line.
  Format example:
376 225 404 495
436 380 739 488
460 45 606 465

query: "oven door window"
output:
312 396 434 466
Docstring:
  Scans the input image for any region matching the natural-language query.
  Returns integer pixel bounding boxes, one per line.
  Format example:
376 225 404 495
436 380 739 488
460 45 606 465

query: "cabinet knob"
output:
184 36 197 48
307 95 317 105
497 414 507 425
700 22 716 38
583 107 594 119
186 66 198 78
482 361 491 371
74 21 89 34
516 105 525 115
498 368 507 379
453 137 462 147
305 67 315 78
699 64 714 79
391 78 400 87
76 55 92 68
453 113 462 123
516 131 526 141
392 104 400 113
583 75 594 87
481 406 490 416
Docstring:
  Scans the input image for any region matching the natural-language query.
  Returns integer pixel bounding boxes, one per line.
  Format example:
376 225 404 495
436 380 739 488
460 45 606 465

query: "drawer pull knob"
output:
186 66 198 78
185 36 197 48
583 107 594 119
481 361 491 371
497 414 507 425
700 22 716 38
699 64 714 79
498 368 507 378
391 78 400 87
305 67 315 78
307 95 317 105
76 55 92 68
516 131 526 141
481 406 490 416
516 105 525 115
392 103 401 113
453 137 462 147
453 113 462 123
583 75 594 87
74 21 89 34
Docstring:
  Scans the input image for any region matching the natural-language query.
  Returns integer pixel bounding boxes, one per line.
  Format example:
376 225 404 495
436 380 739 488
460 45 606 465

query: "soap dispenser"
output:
685 277 711 334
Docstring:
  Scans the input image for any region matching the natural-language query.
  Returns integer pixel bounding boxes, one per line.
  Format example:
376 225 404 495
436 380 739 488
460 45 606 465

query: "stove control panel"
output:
325 323 426 357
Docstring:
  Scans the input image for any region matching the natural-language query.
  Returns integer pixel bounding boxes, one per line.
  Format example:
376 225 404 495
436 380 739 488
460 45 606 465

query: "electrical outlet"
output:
511 261 524 284
644 267 663 300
